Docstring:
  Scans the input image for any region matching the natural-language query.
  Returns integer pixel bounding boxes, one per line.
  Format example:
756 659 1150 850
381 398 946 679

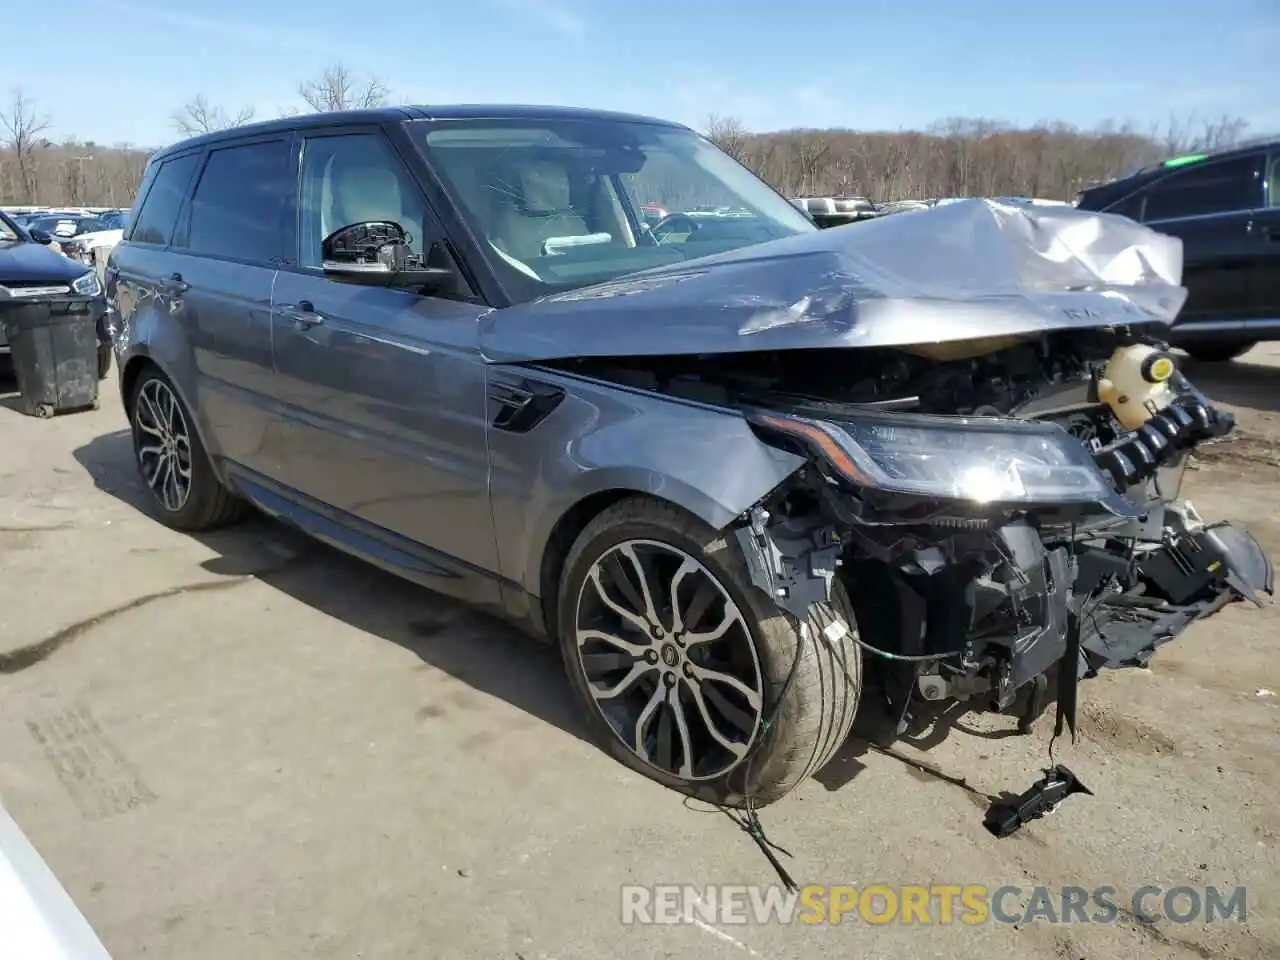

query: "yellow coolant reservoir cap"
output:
1142 352 1176 383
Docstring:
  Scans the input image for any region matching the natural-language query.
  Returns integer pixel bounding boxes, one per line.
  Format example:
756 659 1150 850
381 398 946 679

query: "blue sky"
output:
6 0 1276 147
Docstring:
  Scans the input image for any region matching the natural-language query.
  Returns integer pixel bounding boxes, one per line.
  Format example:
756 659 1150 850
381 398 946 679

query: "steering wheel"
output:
650 213 700 243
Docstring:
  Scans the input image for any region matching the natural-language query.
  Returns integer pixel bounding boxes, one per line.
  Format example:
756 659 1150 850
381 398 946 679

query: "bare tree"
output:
0 88 52 203
298 62 389 112
705 113 749 163
0 106 1256 210
171 94 256 137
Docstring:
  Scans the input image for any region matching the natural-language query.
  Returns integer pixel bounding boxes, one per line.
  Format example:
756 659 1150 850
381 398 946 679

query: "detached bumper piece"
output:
1081 521 1274 670
1092 395 1234 489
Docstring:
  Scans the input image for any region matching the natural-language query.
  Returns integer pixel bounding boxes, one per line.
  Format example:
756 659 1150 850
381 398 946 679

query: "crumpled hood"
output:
478 198 1187 363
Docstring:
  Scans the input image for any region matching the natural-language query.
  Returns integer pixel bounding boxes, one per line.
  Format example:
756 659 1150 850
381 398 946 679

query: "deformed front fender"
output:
486 368 806 598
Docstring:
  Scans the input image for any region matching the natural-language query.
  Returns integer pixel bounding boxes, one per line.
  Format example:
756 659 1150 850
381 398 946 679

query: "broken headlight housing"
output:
71 269 102 297
748 408 1123 507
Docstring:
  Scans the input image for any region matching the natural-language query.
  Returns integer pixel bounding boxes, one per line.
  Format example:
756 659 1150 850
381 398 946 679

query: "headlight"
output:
748 407 1118 506
72 270 102 297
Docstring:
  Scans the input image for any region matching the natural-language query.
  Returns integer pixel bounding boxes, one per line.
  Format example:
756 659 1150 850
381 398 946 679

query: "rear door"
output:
269 126 501 591
1140 153 1264 325
165 134 295 479
108 150 202 364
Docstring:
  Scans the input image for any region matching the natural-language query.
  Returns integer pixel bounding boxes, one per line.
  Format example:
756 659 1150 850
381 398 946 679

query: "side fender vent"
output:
488 376 565 433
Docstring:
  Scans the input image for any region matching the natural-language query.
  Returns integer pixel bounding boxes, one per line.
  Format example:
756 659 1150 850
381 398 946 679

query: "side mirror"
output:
321 221 454 294
29 228 53 245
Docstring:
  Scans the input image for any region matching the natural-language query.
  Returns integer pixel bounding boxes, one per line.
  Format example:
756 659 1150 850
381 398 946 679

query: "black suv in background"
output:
0 210 113 379
1076 140 1280 362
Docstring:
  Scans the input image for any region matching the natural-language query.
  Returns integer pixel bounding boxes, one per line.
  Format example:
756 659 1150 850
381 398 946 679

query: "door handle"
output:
162 272 189 295
279 300 325 330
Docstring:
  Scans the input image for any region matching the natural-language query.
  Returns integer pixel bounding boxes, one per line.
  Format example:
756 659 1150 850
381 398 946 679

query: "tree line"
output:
0 66 1259 209
705 113 1256 202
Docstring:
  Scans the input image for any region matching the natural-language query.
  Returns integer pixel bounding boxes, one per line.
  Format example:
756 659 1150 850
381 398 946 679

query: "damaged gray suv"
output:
107 106 1273 808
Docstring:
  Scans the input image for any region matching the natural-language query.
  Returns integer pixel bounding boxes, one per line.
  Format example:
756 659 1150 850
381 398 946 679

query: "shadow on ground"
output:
1182 357 1280 414
72 428 592 750
71 427 1030 801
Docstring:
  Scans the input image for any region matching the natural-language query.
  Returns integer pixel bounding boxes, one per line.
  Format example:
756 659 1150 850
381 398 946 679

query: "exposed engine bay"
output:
544 325 1274 736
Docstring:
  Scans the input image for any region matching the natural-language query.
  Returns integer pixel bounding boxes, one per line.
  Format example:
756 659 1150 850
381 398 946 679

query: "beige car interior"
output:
316 144 429 257
441 153 638 274
313 141 642 277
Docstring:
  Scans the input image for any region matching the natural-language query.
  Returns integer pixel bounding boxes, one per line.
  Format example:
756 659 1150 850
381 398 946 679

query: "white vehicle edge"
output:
0 803 112 959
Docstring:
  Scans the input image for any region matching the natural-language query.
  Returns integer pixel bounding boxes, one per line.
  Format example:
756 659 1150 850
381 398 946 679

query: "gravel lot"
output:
1 347 1277 960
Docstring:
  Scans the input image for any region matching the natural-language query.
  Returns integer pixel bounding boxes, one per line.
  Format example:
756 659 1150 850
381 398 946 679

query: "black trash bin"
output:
0 297 100 417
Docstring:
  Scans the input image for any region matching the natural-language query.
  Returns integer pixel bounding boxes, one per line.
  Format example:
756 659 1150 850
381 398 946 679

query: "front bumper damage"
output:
733 371 1273 737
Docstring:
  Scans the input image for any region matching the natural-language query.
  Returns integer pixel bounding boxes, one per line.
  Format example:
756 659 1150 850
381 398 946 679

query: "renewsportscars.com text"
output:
621 884 1247 926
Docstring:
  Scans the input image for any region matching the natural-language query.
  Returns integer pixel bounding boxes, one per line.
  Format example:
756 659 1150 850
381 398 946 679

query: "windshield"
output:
0 212 18 242
407 117 815 304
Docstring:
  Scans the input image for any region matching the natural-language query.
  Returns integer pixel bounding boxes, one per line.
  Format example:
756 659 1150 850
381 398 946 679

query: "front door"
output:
269 128 500 599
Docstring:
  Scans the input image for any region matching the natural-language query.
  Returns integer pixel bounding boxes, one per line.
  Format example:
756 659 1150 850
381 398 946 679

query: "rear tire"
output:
557 496 861 808
128 366 246 531
1182 341 1257 363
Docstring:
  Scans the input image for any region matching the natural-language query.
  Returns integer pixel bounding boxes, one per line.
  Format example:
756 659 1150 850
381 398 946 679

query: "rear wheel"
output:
557 496 861 807
1182 341 1257 363
128 367 246 530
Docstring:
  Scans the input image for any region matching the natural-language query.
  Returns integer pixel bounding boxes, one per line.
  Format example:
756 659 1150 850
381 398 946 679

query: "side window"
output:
1269 155 1280 208
130 153 200 246
297 133 431 269
1142 156 1262 221
123 162 160 241
1108 192 1144 221
185 139 294 263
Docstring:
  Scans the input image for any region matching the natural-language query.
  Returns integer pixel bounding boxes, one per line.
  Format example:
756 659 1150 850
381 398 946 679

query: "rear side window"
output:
1108 192 1144 220
1142 155 1262 221
130 153 200 246
184 139 294 264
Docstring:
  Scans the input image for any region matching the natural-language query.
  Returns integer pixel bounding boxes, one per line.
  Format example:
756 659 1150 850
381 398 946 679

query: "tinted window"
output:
1108 192 1144 220
185 139 293 263
1269 155 1280 208
297 133 431 268
130 153 200 245
1142 156 1261 221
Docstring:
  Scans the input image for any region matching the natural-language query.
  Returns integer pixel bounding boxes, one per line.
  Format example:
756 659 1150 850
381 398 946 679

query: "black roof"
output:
1077 136 1280 210
151 104 689 164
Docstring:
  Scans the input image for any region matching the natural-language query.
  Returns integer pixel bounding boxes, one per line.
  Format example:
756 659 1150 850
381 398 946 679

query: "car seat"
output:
327 158 406 237
488 160 592 260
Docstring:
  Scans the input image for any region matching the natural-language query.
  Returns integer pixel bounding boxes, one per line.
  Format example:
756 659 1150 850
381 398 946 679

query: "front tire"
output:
128 367 246 531
557 496 861 808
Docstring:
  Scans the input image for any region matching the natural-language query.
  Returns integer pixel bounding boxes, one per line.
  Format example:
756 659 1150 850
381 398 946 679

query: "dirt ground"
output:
1 346 1277 960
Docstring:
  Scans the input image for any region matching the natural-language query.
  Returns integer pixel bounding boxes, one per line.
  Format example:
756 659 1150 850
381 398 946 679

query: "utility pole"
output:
71 155 93 205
